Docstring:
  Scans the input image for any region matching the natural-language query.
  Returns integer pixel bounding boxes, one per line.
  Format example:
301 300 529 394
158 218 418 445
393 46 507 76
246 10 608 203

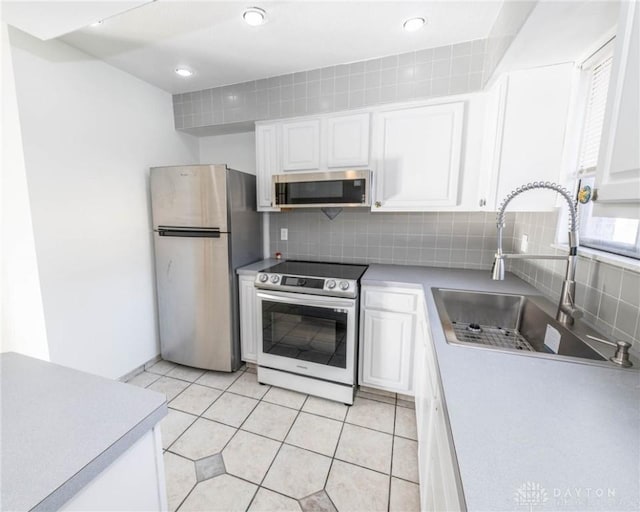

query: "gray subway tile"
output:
307 68 322 81
349 73 365 92
364 70 381 89
321 66 336 79
335 75 349 93
293 72 307 84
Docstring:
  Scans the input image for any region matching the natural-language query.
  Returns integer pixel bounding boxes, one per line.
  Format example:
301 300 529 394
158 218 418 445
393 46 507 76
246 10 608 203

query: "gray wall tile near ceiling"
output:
173 39 488 131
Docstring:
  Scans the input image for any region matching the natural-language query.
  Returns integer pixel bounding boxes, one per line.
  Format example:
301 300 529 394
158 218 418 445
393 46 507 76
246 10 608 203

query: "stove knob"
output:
270 274 280 284
259 274 269 283
326 280 336 289
339 281 350 291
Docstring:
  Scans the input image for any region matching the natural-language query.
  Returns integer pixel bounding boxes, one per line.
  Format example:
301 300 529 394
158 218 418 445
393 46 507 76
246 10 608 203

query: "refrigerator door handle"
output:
156 227 222 238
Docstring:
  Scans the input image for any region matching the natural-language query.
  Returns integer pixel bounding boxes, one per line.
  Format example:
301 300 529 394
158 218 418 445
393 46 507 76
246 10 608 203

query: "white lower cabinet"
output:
414 302 464 512
239 274 258 363
60 427 166 511
359 286 420 394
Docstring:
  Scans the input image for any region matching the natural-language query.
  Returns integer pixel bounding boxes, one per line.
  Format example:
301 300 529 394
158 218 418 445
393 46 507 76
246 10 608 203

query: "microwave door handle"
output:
256 292 354 309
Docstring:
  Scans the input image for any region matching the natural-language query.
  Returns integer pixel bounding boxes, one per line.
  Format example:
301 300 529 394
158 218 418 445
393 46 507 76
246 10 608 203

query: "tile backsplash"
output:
509 211 640 355
269 208 639 354
173 39 487 132
269 210 514 270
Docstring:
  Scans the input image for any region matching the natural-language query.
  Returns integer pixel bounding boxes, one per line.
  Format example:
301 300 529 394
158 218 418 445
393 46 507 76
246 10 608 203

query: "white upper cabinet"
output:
281 119 321 171
255 123 280 211
595 1 640 217
371 102 464 211
490 63 574 211
327 113 370 168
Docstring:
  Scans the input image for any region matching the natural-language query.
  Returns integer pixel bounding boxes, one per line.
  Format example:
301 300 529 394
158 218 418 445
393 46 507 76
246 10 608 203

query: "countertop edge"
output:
32 402 168 511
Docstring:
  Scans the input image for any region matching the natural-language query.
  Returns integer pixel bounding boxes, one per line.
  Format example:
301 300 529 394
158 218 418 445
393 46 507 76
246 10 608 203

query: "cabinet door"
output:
327 113 370 168
239 276 258 363
494 64 574 211
360 308 414 393
372 102 464 211
255 124 280 211
281 119 320 171
595 1 640 215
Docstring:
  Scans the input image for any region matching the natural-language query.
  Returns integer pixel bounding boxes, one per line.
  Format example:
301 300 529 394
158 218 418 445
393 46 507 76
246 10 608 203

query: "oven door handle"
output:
256 291 355 309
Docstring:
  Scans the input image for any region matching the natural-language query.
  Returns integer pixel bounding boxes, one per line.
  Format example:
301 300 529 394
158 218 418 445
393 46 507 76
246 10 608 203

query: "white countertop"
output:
0 353 167 511
363 264 640 511
237 258 280 275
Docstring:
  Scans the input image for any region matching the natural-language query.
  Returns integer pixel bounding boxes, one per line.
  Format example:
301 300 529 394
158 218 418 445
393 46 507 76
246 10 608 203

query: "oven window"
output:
261 301 348 368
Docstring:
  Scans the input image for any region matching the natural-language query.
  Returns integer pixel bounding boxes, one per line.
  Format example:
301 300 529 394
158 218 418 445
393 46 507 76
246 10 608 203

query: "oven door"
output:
256 290 357 385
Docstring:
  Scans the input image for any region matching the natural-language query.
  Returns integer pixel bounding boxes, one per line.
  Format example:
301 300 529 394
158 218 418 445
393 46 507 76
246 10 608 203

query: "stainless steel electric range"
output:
254 260 368 404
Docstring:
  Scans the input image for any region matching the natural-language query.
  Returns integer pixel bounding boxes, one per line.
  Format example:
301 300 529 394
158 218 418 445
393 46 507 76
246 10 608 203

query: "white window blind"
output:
577 57 613 173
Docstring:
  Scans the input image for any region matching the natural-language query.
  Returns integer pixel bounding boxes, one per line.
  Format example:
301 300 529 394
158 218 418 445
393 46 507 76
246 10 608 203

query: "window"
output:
575 46 640 259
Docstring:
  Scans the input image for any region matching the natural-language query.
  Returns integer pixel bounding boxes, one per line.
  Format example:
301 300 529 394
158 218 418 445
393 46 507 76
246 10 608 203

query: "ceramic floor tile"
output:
196 369 242 390
228 372 271 399
389 477 420 512
126 371 160 388
223 430 281 484
163 452 196 512
335 423 393 474
242 402 298 441
160 409 198 449
202 391 258 428
345 397 395 434
194 453 225 482
166 365 207 382
285 412 342 457
179 474 257 512
299 490 337 512
325 459 389 512
301 396 348 421
392 436 419 483
263 386 308 410
248 488 302 512
262 444 332 499
147 359 177 375
171 418 236 461
395 406 418 440
147 376 191 402
169 384 222 416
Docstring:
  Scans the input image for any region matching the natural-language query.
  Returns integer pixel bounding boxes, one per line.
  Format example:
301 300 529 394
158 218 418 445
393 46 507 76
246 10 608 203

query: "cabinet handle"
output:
375 201 382 208
479 198 486 207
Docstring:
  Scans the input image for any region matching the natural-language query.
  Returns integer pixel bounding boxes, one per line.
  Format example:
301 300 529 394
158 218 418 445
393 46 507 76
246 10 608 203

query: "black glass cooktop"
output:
262 260 368 280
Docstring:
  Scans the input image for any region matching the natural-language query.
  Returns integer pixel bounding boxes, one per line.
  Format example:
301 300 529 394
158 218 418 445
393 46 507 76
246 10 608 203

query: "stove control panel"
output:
254 273 358 298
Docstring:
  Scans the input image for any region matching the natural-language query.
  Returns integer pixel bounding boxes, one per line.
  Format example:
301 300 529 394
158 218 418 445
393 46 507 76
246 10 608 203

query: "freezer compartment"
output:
153 231 235 371
151 165 228 231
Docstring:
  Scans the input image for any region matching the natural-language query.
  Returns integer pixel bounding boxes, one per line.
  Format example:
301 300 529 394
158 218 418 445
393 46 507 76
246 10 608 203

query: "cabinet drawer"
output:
364 289 418 312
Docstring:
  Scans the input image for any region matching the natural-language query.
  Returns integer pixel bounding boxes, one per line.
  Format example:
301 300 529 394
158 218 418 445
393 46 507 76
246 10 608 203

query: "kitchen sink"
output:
432 288 636 369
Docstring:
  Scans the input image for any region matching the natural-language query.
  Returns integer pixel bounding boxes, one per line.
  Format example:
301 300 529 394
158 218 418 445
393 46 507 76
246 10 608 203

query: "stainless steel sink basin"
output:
433 288 637 369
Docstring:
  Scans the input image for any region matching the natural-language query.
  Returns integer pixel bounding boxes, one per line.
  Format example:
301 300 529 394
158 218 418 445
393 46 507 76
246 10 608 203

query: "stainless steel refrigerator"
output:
150 164 262 371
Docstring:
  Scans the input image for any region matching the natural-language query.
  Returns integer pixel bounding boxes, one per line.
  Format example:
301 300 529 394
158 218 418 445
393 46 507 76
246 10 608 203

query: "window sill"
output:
551 244 640 272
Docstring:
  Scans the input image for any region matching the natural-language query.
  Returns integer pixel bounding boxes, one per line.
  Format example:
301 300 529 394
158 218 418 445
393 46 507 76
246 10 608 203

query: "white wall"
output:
1 22 49 360
9 27 199 379
199 131 256 174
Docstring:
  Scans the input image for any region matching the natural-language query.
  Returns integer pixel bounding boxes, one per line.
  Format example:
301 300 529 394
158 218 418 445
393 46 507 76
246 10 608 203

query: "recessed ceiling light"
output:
243 7 266 26
175 68 194 78
403 17 426 32
90 20 103 27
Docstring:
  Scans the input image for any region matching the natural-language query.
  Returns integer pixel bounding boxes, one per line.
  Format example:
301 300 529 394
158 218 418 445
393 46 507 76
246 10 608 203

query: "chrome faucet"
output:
492 182 581 325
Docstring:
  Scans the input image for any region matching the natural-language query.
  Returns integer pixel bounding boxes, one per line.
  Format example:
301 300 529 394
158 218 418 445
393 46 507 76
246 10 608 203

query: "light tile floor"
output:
128 360 420 512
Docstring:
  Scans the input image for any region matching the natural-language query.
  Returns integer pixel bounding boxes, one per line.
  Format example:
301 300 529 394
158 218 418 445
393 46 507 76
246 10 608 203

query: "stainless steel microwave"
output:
272 170 371 208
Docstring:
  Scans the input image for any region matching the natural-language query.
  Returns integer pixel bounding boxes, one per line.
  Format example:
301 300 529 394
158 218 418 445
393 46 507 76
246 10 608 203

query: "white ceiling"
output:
59 1 504 94
495 0 619 75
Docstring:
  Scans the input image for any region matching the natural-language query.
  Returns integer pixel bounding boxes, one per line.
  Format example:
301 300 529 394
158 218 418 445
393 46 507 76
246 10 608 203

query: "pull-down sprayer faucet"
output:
492 182 581 326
